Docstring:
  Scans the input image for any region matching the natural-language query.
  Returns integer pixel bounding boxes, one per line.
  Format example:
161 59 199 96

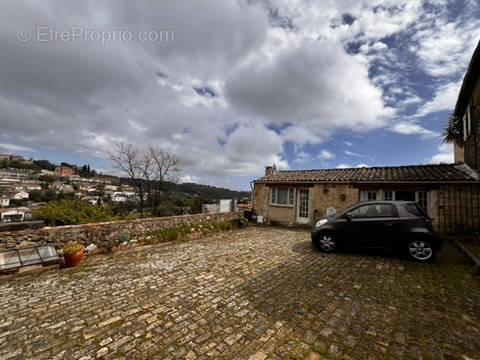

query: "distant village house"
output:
0 207 32 223
55 166 76 177
12 190 29 200
0 154 24 163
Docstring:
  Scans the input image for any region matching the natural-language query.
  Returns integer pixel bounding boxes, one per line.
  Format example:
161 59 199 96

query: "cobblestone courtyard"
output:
1 226 480 360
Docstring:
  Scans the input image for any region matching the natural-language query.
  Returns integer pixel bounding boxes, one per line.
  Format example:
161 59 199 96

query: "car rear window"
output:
404 203 427 217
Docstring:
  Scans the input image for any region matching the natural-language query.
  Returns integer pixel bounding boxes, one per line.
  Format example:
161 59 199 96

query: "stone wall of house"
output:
0 212 241 249
254 182 480 234
253 183 359 225
464 76 480 170
454 143 465 163
436 184 480 235
430 190 440 231
253 183 287 222
253 183 298 224
310 184 360 221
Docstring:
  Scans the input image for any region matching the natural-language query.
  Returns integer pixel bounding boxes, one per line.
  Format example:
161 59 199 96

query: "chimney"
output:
265 165 274 176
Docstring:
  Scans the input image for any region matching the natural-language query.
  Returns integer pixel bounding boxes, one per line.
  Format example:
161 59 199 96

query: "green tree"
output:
33 199 117 226
33 159 56 171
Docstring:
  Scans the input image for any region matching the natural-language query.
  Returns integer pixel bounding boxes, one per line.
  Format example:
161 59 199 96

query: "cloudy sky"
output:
0 0 479 190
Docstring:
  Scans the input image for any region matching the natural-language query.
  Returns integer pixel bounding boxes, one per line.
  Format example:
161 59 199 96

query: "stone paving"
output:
1 226 480 360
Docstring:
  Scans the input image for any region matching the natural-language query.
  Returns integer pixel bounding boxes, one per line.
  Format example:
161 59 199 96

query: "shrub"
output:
34 199 118 226
63 243 84 256
145 218 244 244
149 226 190 242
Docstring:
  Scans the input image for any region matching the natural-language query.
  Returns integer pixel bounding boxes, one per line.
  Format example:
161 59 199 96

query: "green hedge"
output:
34 199 118 226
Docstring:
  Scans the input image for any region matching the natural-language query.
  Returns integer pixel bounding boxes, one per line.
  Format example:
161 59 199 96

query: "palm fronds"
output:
443 115 463 144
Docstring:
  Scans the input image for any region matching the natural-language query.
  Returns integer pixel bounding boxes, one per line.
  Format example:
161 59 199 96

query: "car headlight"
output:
315 219 328 227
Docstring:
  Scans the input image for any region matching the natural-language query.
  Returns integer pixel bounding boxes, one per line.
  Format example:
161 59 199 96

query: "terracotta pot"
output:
64 250 84 267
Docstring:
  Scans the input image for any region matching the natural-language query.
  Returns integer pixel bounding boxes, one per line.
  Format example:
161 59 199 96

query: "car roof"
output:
354 200 416 206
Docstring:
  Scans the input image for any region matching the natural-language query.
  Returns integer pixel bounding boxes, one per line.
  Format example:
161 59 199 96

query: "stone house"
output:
252 164 480 235
450 40 480 168
50 182 75 193
254 41 480 235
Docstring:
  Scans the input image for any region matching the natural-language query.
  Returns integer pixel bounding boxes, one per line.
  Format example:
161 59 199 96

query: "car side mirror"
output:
344 213 352 221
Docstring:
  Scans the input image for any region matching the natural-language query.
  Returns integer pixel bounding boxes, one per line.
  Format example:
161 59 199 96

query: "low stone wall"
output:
0 212 241 249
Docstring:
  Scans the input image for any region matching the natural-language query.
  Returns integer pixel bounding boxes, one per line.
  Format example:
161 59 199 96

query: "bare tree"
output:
108 142 181 216
149 145 181 214
140 152 154 211
108 142 146 213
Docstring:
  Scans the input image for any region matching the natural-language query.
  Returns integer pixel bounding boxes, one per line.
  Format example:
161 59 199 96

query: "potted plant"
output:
63 243 85 267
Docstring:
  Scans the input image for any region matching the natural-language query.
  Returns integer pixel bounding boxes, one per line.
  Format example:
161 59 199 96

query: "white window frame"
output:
415 191 430 214
296 188 310 223
384 190 395 201
270 187 294 207
375 189 431 215
360 190 378 201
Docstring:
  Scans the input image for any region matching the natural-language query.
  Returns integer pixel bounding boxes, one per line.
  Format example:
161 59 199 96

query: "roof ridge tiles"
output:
256 163 478 183
273 163 452 173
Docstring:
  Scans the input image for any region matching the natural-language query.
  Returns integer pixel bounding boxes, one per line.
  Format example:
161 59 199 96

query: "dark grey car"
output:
311 201 441 262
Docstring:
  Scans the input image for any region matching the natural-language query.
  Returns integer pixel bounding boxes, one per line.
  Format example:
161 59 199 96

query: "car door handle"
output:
385 222 395 226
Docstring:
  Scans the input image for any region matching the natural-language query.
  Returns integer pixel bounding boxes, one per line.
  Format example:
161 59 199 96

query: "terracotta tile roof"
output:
255 164 480 183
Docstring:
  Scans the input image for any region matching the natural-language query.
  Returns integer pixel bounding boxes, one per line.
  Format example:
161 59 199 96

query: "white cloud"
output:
371 41 388 51
280 126 322 145
391 122 439 139
0 0 476 188
415 81 462 117
128 119 147 133
337 162 369 169
193 121 290 177
398 94 423 108
429 143 454 164
318 150 335 160
345 150 364 157
226 39 393 140
275 0 423 43
0 143 34 153
179 174 201 183
413 18 480 77
294 150 312 163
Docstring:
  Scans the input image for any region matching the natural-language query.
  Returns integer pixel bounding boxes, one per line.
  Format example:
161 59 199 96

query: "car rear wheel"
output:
407 239 435 262
316 232 337 253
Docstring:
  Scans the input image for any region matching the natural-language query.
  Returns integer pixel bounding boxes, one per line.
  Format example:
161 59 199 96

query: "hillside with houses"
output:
0 154 250 224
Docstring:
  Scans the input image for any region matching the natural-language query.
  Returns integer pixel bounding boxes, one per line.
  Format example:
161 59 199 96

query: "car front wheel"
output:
315 232 337 253
407 239 436 262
